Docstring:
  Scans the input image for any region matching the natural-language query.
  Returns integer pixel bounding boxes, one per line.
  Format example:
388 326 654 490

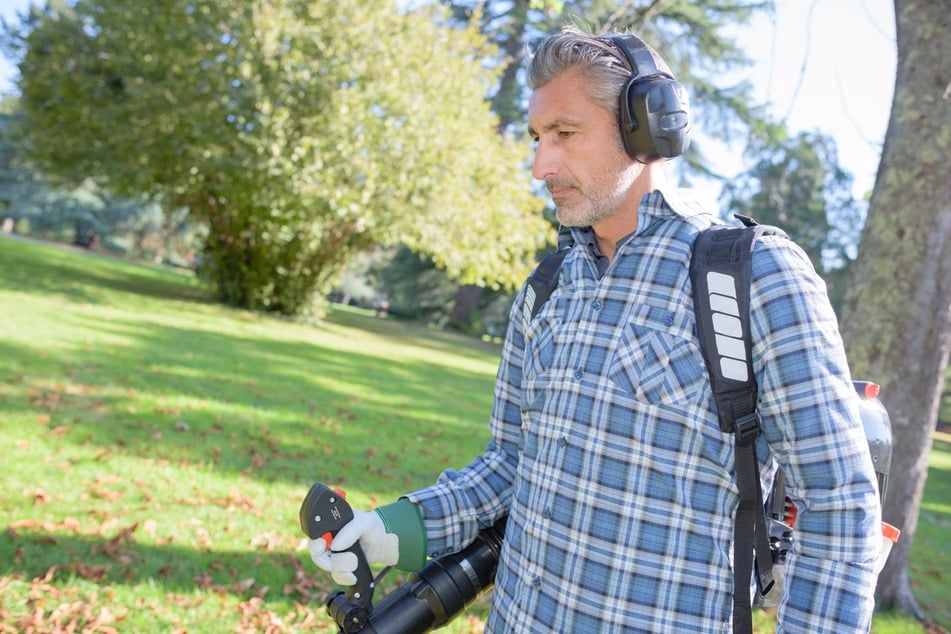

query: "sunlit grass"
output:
907 430 951 632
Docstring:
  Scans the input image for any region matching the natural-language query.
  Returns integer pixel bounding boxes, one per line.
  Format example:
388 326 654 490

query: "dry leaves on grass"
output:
3 518 328 633
0 576 126 634
4 507 490 632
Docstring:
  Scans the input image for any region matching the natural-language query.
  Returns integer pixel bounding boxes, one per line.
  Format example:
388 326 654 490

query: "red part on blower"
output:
784 497 798 527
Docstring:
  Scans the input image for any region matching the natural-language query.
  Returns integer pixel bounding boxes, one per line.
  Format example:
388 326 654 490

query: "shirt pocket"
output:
608 303 705 406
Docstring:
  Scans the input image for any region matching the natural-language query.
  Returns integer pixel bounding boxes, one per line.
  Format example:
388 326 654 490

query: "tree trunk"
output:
837 0 951 619
449 283 483 331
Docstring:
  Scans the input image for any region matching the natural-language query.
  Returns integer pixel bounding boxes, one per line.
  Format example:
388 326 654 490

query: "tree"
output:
836 0 951 620
374 246 460 321
0 109 44 223
7 0 550 314
443 0 548 330
722 129 864 311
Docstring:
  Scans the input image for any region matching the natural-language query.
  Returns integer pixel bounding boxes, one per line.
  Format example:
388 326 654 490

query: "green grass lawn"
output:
0 235 946 633
909 428 951 631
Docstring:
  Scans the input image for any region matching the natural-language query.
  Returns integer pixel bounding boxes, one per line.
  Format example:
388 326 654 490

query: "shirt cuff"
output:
375 498 427 571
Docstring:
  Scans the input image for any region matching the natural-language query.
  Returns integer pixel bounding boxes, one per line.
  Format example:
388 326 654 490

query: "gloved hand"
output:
309 509 400 586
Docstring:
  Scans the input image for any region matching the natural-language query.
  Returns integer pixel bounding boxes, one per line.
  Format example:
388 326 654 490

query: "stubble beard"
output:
549 146 641 228
552 176 631 228
555 193 614 228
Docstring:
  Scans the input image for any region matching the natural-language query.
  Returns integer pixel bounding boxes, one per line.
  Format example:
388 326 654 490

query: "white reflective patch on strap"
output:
720 357 749 382
714 332 746 360
708 293 739 316
705 271 749 382
707 271 738 298
712 313 743 338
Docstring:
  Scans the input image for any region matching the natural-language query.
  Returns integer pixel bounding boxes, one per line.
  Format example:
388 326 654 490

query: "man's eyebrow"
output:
527 118 582 137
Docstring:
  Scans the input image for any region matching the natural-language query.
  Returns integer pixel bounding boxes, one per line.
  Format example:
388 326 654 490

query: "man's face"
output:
528 68 641 229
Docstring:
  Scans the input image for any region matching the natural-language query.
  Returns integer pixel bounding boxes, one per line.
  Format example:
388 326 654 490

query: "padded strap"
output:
690 219 787 633
525 247 570 321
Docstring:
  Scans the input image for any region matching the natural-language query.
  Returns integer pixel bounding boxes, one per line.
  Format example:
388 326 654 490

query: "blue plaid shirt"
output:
408 189 882 633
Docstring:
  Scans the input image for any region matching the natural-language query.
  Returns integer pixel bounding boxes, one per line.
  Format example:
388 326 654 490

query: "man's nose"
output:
532 139 558 181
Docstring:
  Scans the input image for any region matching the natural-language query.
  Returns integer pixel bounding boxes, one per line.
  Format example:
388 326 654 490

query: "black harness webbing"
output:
689 216 787 633
525 228 573 322
526 247 569 321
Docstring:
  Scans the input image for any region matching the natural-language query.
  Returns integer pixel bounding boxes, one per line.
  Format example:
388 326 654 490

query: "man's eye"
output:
558 130 574 138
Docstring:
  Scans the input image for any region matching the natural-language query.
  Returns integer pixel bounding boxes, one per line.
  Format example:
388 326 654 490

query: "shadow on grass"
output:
0 304 497 495
0 522 439 625
1 234 209 305
0 526 331 607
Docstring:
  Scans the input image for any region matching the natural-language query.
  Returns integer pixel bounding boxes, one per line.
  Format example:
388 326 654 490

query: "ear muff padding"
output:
604 34 692 162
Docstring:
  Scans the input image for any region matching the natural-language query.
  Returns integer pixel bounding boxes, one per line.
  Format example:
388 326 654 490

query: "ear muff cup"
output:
619 75 691 161
605 34 692 162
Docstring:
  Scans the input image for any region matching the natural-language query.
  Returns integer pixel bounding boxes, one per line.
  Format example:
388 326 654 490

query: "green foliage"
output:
372 245 459 321
0 110 46 219
8 0 550 315
0 109 201 260
721 130 865 311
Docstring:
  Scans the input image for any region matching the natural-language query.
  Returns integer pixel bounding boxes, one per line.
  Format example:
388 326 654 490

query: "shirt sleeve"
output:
749 236 882 633
403 284 528 557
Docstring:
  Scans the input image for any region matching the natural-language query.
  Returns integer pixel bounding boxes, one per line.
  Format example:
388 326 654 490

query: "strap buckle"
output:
734 412 761 446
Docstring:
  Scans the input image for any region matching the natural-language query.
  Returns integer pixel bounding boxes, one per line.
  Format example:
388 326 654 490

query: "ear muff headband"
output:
603 34 692 161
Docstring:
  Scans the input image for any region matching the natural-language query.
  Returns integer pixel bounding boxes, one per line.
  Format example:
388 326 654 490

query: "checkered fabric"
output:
407 189 882 633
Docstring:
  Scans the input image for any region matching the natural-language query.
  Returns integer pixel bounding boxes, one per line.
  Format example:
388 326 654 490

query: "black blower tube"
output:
326 518 506 634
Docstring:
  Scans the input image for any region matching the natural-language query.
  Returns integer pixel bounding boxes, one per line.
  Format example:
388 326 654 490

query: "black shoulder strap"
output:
689 215 786 634
525 247 570 322
524 226 574 323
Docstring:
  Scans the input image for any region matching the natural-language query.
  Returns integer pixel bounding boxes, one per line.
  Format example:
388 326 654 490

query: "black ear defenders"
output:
603 34 691 162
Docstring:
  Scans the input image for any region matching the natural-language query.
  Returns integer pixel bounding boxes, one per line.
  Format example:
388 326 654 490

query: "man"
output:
310 27 883 633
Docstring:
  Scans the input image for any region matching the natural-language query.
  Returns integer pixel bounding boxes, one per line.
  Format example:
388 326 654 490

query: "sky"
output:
0 0 897 200
722 0 897 200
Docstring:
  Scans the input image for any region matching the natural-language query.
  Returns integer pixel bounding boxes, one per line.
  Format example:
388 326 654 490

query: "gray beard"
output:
554 196 618 228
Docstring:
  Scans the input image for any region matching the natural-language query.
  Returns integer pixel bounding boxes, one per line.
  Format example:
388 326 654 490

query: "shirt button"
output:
559 436 568 447
592 300 602 310
542 508 552 519
573 369 583 380
531 575 542 588
664 314 675 326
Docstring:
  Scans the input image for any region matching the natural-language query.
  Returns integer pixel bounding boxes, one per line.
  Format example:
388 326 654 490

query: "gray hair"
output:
527 26 671 123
